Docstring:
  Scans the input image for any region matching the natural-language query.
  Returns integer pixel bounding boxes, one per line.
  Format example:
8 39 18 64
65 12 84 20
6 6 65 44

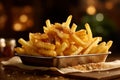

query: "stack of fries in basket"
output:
15 15 113 57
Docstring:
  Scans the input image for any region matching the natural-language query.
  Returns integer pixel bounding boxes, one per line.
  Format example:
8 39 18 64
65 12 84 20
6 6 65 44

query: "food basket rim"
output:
15 51 111 59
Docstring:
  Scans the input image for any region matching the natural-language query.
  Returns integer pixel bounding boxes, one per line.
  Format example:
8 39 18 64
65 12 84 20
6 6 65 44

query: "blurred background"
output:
0 0 120 55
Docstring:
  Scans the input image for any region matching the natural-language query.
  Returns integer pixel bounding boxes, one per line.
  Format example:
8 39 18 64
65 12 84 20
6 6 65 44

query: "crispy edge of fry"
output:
56 42 68 56
54 29 69 39
106 40 113 49
75 30 89 42
83 37 101 54
15 47 25 54
46 19 51 28
63 44 77 56
62 15 72 28
71 34 86 47
75 29 86 36
35 41 55 50
71 47 83 55
71 23 77 32
18 38 31 47
85 23 93 41
43 26 48 33
98 46 108 53
16 38 40 56
55 36 61 47
38 49 57 57
90 42 106 53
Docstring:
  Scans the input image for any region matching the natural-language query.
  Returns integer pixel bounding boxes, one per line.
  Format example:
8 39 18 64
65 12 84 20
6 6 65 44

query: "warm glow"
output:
105 2 113 10
86 5 96 15
0 15 7 29
19 14 28 23
0 15 7 23
13 23 22 31
26 20 33 27
24 6 32 13
0 3 3 10
0 38 6 47
96 13 104 22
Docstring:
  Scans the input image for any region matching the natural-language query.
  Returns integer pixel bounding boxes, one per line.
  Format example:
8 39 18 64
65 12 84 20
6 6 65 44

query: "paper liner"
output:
1 56 120 74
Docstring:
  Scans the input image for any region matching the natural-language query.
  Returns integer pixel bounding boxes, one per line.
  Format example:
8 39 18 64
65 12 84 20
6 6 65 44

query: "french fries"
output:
15 15 113 57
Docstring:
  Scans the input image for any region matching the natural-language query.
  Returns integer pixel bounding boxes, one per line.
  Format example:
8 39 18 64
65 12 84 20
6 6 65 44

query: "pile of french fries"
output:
15 15 113 57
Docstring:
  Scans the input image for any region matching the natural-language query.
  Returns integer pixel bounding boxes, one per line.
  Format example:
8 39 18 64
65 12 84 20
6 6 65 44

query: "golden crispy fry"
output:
71 34 86 47
63 44 78 55
98 46 108 53
56 42 68 56
55 36 61 46
85 23 93 41
46 19 51 28
71 23 77 32
75 29 86 36
106 40 113 49
83 37 102 54
18 38 31 47
38 49 56 57
90 42 106 54
71 47 83 55
62 15 72 28
17 38 40 56
43 26 48 33
75 30 88 42
15 47 25 54
54 29 69 39
34 41 55 50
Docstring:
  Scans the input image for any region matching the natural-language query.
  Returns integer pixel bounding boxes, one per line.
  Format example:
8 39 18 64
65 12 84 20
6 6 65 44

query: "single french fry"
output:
15 47 25 54
71 47 83 55
34 41 55 50
71 34 86 47
38 49 57 57
62 15 72 28
29 33 42 41
55 36 61 46
97 46 108 53
63 44 77 55
83 37 101 54
43 26 49 33
46 19 51 28
75 29 86 36
106 40 113 49
75 30 88 42
85 23 93 41
71 23 77 32
54 29 69 39
18 38 31 47
90 42 106 53
96 42 106 53
24 46 40 56
56 42 68 56
70 44 77 51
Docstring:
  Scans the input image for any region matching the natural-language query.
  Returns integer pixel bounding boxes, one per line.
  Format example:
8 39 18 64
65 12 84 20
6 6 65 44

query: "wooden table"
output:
0 54 120 80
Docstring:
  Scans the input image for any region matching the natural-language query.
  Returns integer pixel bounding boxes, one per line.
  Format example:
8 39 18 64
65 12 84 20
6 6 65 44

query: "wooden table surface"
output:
0 54 120 80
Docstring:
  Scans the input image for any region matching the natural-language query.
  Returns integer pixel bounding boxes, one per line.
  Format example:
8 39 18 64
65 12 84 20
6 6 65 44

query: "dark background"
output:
0 0 120 55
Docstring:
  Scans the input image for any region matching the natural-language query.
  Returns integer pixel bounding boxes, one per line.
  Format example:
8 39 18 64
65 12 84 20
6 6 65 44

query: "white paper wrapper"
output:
1 56 120 74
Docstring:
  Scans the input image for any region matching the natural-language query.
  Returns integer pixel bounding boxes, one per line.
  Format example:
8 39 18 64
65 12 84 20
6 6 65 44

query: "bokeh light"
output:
13 23 22 31
96 13 104 22
105 1 114 10
86 5 96 15
19 14 28 23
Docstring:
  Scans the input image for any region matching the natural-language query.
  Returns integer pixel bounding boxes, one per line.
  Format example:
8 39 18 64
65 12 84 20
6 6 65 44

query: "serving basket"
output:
15 52 111 68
